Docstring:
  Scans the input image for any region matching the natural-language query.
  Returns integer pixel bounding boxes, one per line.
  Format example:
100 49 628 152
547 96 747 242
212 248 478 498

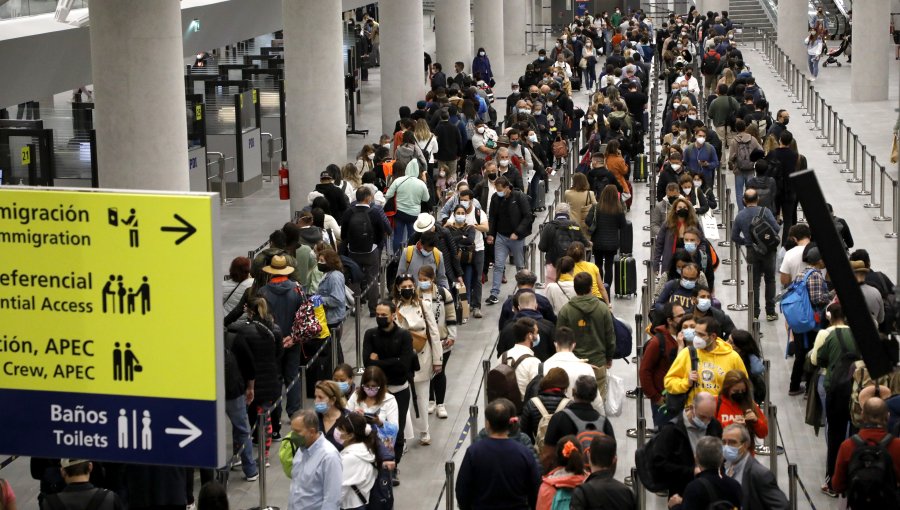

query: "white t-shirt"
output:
462 206 488 251
500 344 541 398
543 351 605 414
779 245 809 283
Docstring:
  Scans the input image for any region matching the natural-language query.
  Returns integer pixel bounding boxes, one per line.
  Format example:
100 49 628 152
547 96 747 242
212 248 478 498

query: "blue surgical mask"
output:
723 445 741 463
691 415 708 430
684 242 697 254
682 327 696 342
532 333 541 348
681 278 696 290
337 381 350 394
454 214 467 223
420 248 432 257
459 200 470 209
696 298 712 312
496 191 506 198
314 402 329 414
418 280 432 291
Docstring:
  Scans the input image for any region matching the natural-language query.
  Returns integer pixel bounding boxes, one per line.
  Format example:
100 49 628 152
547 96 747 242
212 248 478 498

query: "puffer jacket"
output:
584 206 626 252
229 319 283 403
519 389 571 441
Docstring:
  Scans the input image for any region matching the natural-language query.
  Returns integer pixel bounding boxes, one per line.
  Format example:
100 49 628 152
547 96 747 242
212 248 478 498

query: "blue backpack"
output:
613 316 633 360
780 269 817 333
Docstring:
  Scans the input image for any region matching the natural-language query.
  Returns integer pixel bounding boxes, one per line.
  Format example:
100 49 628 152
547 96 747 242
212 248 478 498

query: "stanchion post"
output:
865 160 882 208
482 359 490 410
635 313 645 421
632 466 646 510
445 461 455 510
330 334 338 373
856 147 870 196
762 359 771 411
719 197 733 246
847 133 862 183
742 262 754 324
255 409 270 510
768 404 778 479
726 247 747 299
788 463 799 510
468 405 478 447
354 295 364 375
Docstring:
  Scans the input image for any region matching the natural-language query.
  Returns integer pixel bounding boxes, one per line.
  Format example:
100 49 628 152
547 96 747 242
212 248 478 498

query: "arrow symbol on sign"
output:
160 214 197 245
165 415 203 448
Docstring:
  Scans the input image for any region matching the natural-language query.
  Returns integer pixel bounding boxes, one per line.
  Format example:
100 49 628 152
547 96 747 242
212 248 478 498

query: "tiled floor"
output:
1 19 893 510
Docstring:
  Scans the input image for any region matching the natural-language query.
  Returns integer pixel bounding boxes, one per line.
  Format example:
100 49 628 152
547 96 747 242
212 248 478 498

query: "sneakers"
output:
821 484 837 498
271 431 283 442
625 388 639 399
245 473 259 482
230 459 242 471
427 401 436 414
472 307 483 318
436 404 448 419
485 295 499 305
788 388 805 396
766 313 779 321
419 432 432 445
392 469 401 487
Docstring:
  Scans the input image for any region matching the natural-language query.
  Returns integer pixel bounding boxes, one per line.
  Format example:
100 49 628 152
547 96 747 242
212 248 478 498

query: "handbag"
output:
701 211 720 241
399 303 431 353
579 56 588 69
605 373 625 417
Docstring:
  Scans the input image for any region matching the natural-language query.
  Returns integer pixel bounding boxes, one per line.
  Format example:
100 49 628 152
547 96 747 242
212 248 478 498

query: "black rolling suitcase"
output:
571 74 582 91
632 153 649 182
614 254 637 298
619 220 634 256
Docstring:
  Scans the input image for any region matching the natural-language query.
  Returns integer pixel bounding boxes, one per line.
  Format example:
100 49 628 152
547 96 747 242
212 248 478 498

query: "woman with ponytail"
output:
336 412 382 510
536 434 587 509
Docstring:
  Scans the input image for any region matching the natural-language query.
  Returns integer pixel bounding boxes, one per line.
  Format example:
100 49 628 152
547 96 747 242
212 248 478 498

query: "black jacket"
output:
499 290 557 330
676 469 743 510
433 120 463 161
363 324 416 386
341 204 390 253
649 414 724 496
571 470 636 510
230 319 283 403
410 224 464 282
584 207 626 252
224 327 256 399
519 390 569 441
656 165 685 202
314 182 350 221
497 309 556 361
539 216 589 266
489 189 533 238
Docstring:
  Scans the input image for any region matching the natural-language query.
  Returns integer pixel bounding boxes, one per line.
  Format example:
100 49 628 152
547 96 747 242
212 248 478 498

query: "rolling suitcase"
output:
633 153 649 182
619 220 634 256
614 254 638 298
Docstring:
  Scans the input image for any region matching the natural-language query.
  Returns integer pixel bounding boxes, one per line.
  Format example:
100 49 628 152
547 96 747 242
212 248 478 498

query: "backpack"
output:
289 287 323 347
701 50 720 75
487 353 534 413
552 135 569 158
346 207 375 253
532 396 570 453
698 478 736 510
780 269 818 334
827 329 860 397
550 487 573 510
549 220 582 264
416 136 434 162
404 244 442 268
223 329 245 399
635 431 667 492
749 207 779 257
846 434 900 509
746 176 776 213
612 316 633 360
733 139 755 173
561 408 607 457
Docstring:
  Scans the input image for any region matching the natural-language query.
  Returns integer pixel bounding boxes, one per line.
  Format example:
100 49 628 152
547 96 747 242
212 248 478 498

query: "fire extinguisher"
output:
278 161 290 200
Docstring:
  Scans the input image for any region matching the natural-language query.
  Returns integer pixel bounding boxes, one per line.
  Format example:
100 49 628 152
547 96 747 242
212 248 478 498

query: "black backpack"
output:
846 433 899 509
746 176 777 214
635 428 666 492
749 207 779 257
346 207 375 253
224 329 245 400
701 51 720 75
549 220 582 264
698 478 735 510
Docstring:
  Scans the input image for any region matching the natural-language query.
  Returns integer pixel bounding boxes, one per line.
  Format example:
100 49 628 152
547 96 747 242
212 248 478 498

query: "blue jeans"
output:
392 210 417 253
735 172 749 211
464 250 485 308
651 401 667 429
807 54 819 77
225 395 258 477
270 344 302 430
491 234 525 297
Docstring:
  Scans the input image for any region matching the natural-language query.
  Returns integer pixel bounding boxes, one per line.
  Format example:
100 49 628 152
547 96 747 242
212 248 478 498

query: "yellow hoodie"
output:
664 338 747 401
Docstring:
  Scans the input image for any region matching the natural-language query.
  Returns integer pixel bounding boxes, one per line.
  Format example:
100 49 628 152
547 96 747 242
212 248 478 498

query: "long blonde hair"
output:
414 119 433 142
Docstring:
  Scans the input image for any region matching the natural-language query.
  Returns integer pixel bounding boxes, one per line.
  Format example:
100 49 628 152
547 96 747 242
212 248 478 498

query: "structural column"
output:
379 0 425 137
88 0 188 191
435 0 472 74
704 0 729 14
504 0 527 57
851 0 890 101
473 0 505 80
283 0 348 214
777 0 808 76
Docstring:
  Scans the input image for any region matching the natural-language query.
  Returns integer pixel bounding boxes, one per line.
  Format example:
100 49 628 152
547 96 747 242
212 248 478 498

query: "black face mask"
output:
399 288 415 300
667 196 679 204
782 118 789 126
317 263 328 273
676 208 689 218
486 173 497 181
731 392 748 404
376 317 391 329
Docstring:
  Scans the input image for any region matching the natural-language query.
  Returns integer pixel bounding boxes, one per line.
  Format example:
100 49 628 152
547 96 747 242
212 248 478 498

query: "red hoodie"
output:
639 326 681 403
716 395 769 439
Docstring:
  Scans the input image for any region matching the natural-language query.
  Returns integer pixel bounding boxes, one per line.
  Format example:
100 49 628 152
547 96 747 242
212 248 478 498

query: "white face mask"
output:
528 134 538 143
479 51 486 57
476 126 485 134
670 163 682 171
499 159 510 167
695 136 706 144
682 186 692 194
693 179 703 187
367 153 375 160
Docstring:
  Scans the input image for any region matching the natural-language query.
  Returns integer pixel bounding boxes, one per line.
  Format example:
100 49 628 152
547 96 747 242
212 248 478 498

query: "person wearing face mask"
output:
363 301 415 480
313 380 351 453
392 274 442 446
417 265 457 419
497 291 556 364
532 49 553 74
731 189 780 322
722 424 789 510
397 228 449 290
493 146 525 191
641 303 687 428
332 364 355 400
690 285 735 339
287 409 342 510
667 436 743 510
655 262 702 312
335 412 382 510
347 366 400 465
648 392 724 498
496 317 545 408
471 118 497 161
656 152 686 202
652 196 702 276
355 145 376 174
485 176 534 305
472 47 494 85
716 371 768 444
651 183 680 242
665 316 748 404
315 248 347 361
680 227 716 291
677 174 709 216
682 128 719 187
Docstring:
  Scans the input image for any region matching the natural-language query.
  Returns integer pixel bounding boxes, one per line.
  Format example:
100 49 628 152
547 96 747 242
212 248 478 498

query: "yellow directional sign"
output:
0 187 223 466
21 146 31 165
252 89 258 104
194 104 202 121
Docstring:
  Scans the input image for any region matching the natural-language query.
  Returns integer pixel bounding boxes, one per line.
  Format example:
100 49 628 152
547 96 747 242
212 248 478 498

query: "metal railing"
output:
259 132 284 182
205 151 236 206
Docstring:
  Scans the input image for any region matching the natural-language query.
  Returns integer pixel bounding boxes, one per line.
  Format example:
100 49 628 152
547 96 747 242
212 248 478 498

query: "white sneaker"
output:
427 401 436 414
419 432 432 445
436 404 448 419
